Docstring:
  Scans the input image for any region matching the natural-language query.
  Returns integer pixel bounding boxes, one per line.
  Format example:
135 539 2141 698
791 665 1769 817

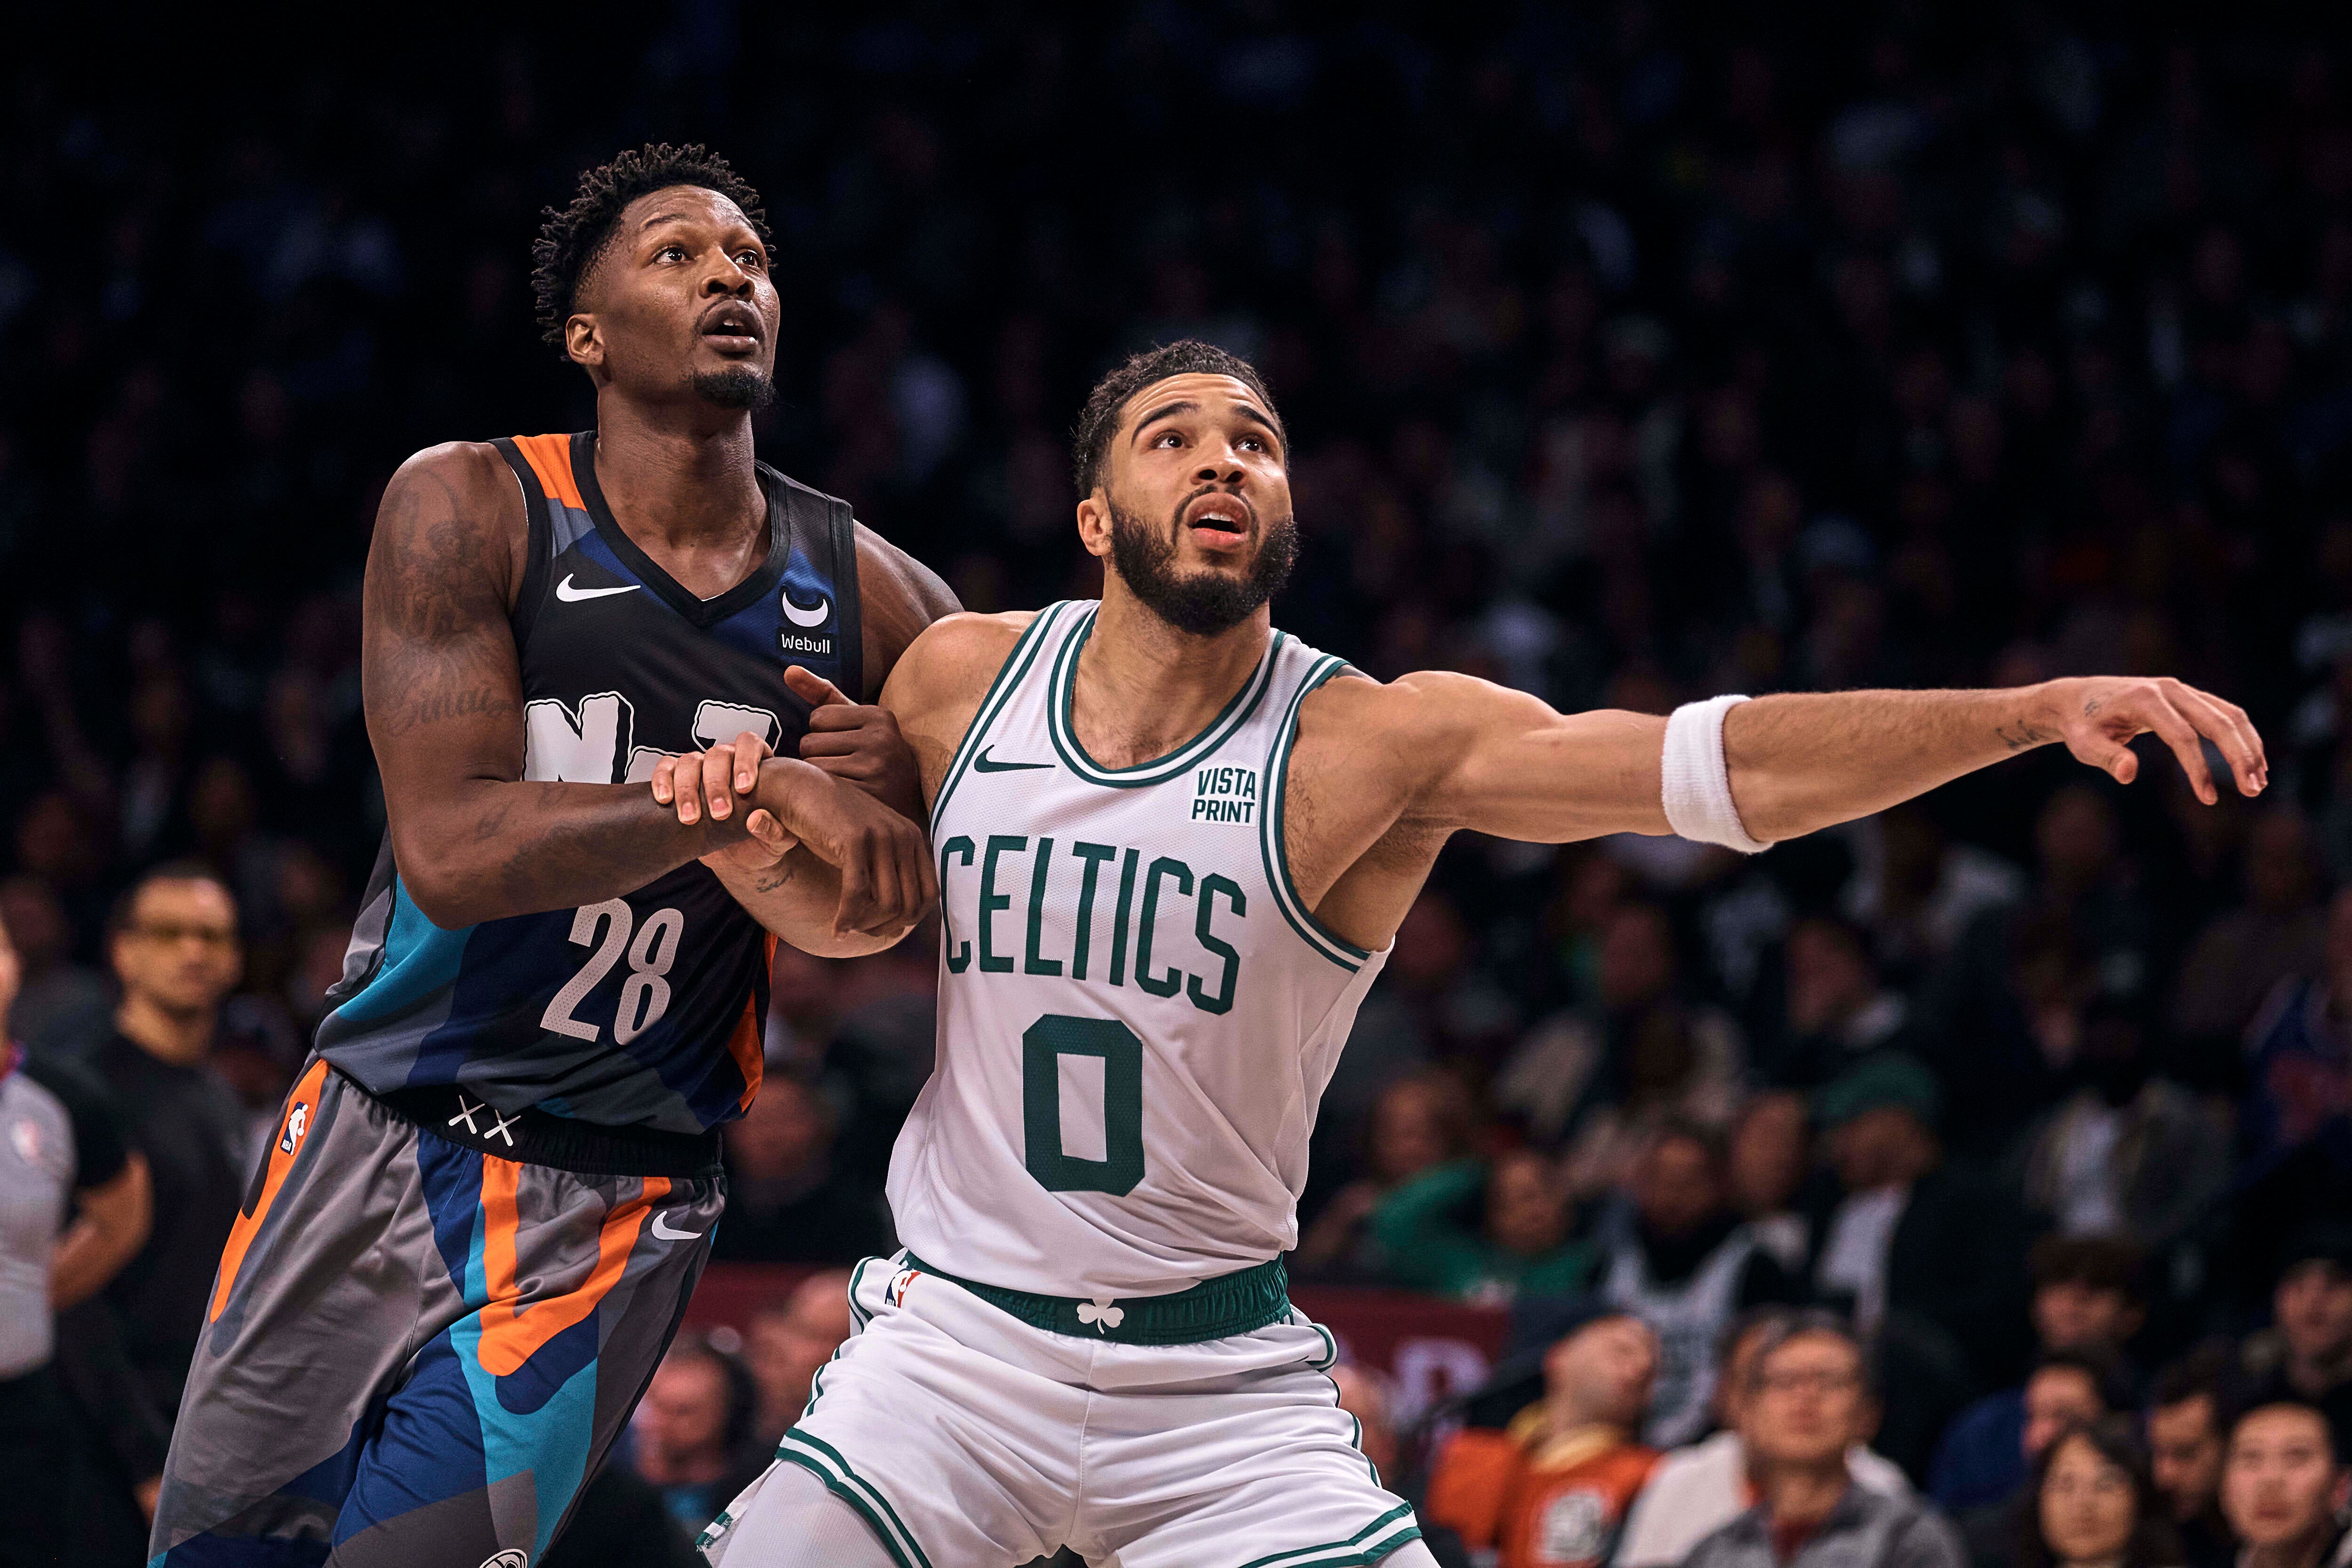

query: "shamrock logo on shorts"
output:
1076 1298 1125 1333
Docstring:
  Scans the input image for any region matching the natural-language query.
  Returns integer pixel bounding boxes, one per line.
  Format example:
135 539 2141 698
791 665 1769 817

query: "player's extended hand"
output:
785 664 925 821
2042 675 2268 804
750 756 937 937
649 732 798 873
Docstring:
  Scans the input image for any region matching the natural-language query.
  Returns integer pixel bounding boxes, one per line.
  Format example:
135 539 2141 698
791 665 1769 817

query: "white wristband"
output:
1660 694 1772 854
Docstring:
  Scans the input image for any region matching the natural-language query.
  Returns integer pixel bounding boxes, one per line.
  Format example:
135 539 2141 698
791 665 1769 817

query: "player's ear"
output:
1074 490 1114 560
565 314 604 372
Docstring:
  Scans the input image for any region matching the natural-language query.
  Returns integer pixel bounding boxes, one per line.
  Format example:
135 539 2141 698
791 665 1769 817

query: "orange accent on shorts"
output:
510 433 585 511
729 935 776 1111
208 1058 332 1323
473 1165 670 1377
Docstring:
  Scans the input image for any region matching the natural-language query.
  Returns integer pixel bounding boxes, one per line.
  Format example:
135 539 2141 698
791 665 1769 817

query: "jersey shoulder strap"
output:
764 462 865 700
492 433 588 652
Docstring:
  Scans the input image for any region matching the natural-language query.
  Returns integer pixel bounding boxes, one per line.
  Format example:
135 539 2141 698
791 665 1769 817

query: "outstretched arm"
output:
1390 672 2265 847
1719 678 2264 839
365 444 929 934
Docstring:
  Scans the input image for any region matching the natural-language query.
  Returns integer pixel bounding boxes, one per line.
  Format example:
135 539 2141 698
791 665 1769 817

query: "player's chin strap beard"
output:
1108 496 1299 638
690 365 776 411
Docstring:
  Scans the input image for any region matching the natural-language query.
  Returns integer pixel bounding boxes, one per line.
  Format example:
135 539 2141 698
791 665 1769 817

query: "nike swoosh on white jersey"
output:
781 592 832 628
649 1213 705 1241
555 574 642 602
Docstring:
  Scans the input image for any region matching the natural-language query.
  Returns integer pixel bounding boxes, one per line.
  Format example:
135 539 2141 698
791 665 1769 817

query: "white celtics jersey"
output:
888 601 1392 1297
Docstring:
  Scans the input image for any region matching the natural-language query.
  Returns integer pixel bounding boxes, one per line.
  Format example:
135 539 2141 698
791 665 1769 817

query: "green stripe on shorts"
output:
1238 1502 1420 1568
779 1431 935 1568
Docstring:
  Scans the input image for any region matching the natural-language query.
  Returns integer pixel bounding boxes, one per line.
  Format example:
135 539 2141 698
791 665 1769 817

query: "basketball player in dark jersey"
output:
149 144 957 1567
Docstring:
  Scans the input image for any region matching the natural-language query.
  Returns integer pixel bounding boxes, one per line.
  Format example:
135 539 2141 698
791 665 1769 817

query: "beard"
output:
690 365 776 410
1108 493 1299 637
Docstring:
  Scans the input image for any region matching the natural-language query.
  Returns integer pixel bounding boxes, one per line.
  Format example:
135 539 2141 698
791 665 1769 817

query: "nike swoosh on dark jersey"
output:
973 747 1053 773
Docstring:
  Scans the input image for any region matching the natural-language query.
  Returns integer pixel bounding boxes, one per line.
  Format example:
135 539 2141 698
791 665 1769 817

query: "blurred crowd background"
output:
7 3 2352 1567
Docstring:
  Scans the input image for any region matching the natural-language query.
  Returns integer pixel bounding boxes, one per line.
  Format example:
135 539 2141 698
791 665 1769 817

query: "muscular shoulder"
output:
1292 668 1483 773
381 441 522 534
853 522 959 698
883 610 1040 800
367 440 528 617
888 611 1039 708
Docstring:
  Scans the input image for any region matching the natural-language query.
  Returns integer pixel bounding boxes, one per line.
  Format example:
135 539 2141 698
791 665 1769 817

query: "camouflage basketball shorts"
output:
149 1059 725 1567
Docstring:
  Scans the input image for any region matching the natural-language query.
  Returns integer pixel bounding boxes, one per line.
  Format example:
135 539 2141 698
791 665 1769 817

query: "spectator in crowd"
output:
1728 1089 1816 1274
633 1336 772 1541
1595 1122 1799 1446
2239 893 2352 1184
1331 1362 1401 1482
710 1076 894 1265
2172 809 2327 1070
1374 1146 1592 1303
1683 1313 1966 1568
2146 1346 2240 1568
1295 1070 1477 1281
1730 1090 1815 1255
2219 1402 2348 1568
1933 1238 2151 1511
1 876 110 1056
1960 1348 2140 1568
2016 1418 2183 1568
1497 900 1744 1190
65 862 247 1555
1808 1054 2036 1389
1923 786 2161 1156
2015 999 2231 1254
743 1268 853 1447
0 908 150 1565
1762 916 1917 1089
1423 1304 1660 1568
1618 1308 1912 1568
2242 1230 2352 1464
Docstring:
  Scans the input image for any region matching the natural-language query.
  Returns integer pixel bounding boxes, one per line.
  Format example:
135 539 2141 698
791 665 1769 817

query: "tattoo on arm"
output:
380 685 519 738
750 862 799 894
1996 720 2053 752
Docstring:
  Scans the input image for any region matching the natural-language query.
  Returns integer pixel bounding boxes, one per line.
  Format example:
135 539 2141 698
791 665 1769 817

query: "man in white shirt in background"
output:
1616 1308 1909 1568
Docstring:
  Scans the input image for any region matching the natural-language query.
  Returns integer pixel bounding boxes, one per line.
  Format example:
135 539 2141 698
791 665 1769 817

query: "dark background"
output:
7 0 2352 1517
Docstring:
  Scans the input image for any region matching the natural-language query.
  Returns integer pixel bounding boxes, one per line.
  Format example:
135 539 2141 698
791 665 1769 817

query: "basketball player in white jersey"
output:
652 341 2266 1568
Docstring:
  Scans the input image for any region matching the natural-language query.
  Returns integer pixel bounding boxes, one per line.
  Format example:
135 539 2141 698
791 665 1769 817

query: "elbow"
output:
390 845 490 930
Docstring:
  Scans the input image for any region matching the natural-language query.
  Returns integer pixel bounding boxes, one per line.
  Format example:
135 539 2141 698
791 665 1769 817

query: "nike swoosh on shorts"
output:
650 1213 706 1241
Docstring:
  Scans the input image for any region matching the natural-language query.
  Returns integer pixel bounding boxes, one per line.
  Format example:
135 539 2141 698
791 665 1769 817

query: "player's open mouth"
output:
699 303 763 353
1183 494 1252 542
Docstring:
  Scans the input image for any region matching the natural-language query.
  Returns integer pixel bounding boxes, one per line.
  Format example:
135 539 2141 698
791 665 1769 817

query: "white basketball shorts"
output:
699 1250 1424 1568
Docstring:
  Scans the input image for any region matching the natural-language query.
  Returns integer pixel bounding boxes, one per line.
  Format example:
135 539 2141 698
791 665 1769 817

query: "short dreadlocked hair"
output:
530 143 772 355
1070 341 1284 498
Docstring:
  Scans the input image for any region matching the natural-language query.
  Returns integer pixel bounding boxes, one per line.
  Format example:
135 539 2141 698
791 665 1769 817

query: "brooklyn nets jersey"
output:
889 600 1392 1297
317 432 862 1134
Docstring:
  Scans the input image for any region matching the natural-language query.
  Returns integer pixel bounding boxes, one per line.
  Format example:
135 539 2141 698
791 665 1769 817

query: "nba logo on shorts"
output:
885 1266 922 1308
280 1102 310 1155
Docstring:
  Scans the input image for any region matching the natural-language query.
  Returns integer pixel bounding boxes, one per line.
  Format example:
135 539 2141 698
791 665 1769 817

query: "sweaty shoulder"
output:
369 440 529 612
853 522 960 698
1291 666 1461 770
884 611 1040 798
887 610 1039 709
